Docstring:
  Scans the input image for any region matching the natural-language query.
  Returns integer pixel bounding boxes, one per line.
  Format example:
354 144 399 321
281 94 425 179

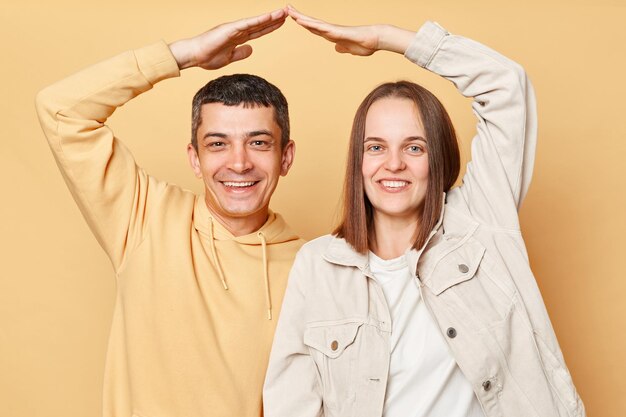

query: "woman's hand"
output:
287 5 415 56
169 8 288 70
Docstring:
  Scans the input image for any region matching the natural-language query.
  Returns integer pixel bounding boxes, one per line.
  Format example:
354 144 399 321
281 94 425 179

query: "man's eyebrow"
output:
247 130 274 138
202 130 275 140
202 132 227 140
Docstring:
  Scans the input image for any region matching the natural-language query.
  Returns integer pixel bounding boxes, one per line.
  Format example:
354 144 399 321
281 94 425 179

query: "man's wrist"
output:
169 39 196 70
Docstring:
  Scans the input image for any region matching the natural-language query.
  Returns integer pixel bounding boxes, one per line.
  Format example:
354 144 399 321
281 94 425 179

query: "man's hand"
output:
286 5 414 56
169 8 288 70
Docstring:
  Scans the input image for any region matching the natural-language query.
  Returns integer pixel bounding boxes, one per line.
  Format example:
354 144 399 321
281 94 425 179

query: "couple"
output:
36 6 584 417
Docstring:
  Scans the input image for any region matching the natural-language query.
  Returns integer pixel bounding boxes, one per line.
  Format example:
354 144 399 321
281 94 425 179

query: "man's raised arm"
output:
35 8 287 271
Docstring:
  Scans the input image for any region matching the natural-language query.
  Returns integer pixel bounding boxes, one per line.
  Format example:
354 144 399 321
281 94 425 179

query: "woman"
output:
264 7 585 417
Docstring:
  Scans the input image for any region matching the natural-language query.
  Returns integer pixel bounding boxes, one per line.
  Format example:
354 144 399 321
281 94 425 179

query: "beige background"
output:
1 0 625 416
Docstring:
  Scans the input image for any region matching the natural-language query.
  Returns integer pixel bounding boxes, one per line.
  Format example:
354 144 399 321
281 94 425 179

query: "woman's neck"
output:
370 212 419 260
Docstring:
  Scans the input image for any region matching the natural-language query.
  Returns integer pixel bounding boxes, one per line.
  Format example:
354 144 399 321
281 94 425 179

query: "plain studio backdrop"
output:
1 0 625 416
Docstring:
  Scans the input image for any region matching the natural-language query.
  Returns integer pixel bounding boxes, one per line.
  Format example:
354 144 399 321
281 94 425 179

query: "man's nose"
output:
228 143 253 173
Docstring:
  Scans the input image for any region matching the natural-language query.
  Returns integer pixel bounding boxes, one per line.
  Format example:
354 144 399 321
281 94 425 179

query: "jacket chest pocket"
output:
304 321 362 414
424 239 516 329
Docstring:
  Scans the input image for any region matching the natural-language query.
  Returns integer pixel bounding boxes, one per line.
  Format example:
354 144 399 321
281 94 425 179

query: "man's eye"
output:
208 141 224 147
250 140 272 149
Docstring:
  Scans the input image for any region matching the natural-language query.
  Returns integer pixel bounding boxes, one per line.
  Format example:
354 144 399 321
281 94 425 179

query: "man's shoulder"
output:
143 180 198 226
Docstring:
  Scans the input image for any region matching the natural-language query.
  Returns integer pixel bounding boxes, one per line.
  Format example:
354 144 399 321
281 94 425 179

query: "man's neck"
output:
205 203 269 237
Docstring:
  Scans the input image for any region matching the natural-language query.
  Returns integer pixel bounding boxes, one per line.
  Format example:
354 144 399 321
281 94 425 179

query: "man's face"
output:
188 103 294 234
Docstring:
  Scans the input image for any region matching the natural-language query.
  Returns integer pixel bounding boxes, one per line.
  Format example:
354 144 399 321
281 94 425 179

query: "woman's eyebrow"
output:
403 136 427 143
364 136 427 143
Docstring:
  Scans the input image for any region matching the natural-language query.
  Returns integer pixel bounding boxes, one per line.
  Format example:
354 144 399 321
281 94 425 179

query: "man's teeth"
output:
380 180 408 188
223 181 256 187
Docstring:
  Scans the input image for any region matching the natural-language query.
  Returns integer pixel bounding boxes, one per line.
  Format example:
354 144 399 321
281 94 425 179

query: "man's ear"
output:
280 140 295 176
187 143 203 178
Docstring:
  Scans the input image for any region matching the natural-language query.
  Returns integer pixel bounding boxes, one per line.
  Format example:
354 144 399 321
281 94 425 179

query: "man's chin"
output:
212 202 268 219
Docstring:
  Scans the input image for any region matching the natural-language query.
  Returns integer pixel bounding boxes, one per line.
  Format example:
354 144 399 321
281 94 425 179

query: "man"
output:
35 8 303 417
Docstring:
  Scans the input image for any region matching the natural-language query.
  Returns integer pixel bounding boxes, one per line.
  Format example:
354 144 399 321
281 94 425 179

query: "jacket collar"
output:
322 236 370 271
322 193 447 270
322 191 479 272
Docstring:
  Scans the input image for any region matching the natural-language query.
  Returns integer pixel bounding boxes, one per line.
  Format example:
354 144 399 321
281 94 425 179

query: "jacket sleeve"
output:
405 21 537 231
263 250 323 417
35 42 181 271
407 24 584 415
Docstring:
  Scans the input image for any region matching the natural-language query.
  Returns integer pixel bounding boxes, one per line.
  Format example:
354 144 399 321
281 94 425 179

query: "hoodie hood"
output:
192 195 300 245
192 195 301 320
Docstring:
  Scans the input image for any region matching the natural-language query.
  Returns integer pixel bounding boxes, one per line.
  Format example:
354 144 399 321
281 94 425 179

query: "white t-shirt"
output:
368 251 485 417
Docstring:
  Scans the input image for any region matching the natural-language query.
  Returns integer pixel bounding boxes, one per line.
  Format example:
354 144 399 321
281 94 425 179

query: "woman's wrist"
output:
377 24 416 55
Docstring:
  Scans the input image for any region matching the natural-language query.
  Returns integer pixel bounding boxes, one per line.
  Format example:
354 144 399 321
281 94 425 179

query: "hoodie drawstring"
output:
206 216 272 320
257 231 272 320
207 217 229 290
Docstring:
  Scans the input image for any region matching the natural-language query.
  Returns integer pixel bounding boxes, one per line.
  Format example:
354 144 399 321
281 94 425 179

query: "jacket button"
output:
482 380 492 391
330 340 338 351
458 264 469 273
446 327 457 338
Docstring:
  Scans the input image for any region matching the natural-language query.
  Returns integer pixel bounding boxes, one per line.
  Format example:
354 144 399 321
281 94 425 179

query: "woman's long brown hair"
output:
334 81 460 253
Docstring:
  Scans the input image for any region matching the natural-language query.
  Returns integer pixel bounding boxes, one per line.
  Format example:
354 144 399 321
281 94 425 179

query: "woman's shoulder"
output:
298 234 336 255
296 233 358 260
295 234 364 269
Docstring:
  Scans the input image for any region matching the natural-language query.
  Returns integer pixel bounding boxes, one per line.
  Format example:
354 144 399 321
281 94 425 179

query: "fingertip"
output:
271 7 287 19
286 4 303 17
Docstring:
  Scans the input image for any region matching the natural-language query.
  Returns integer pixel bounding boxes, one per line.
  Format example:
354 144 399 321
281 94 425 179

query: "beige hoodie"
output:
36 41 304 417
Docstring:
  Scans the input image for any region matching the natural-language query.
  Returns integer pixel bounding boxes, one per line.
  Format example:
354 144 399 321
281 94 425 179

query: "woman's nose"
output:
384 149 406 172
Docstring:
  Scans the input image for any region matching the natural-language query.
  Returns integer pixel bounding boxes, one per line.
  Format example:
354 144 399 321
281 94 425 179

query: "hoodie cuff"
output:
134 40 181 86
404 21 449 69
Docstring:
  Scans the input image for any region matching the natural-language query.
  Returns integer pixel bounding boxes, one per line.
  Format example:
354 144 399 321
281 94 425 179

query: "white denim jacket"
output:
263 22 585 417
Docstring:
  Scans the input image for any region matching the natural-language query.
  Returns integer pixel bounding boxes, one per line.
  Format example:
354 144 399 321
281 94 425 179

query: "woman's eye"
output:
368 145 383 152
407 145 423 153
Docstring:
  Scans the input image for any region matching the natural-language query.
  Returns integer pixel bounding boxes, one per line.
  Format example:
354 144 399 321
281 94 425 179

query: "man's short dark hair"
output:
191 74 290 150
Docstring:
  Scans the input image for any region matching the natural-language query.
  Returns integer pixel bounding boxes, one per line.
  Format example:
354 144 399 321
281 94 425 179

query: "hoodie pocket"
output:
304 321 363 413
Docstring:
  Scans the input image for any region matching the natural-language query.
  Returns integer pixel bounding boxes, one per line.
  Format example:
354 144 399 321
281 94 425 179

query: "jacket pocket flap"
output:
426 240 486 295
304 321 362 358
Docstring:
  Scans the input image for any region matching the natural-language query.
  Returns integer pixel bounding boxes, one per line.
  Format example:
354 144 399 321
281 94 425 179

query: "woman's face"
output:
362 97 429 223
